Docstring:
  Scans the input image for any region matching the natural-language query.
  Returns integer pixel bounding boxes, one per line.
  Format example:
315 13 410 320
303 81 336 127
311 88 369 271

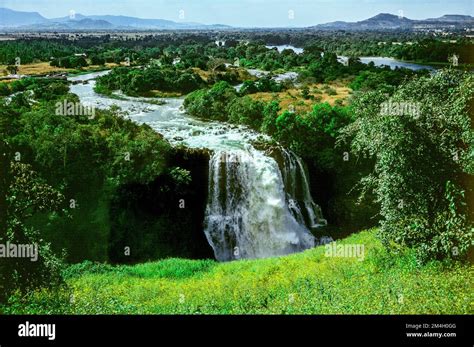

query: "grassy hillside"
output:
5 229 472 314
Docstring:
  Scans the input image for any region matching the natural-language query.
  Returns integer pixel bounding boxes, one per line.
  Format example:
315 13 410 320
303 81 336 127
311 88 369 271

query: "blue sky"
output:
1 0 472 27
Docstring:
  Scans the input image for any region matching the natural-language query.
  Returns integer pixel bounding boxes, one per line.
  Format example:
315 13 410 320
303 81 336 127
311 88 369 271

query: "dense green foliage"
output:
349 68 420 94
275 33 474 65
0 77 190 301
0 78 69 97
298 52 426 85
388 39 473 64
95 66 205 96
184 81 238 121
228 96 266 130
270 105 351 172
1 34 471 72
184 81 284 131
0 161 66 302
239 76 284 95
341 70 473 261
50 55 89 69
0 40 82 65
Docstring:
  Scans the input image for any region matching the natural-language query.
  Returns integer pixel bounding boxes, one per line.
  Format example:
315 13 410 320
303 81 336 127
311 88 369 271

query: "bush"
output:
326 88 337 96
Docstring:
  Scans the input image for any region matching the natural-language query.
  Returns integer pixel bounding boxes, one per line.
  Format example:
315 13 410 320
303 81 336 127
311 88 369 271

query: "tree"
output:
184 81 237 121
90 55 106 66
306 103 351 138
69 56 88 68
260 100 281 135
0 101 11 294
239 81 259 95
175 72 204 94
207 58 228 80
340 70 473 261
228 96 264 130
1 162 65 302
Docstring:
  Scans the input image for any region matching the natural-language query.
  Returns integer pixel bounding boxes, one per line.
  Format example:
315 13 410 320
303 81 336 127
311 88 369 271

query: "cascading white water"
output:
281 149 327 229
70 71 327 262
204 147 320 261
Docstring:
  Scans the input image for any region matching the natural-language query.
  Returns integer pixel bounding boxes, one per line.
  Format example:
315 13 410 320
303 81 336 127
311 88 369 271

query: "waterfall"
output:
69 71 327 263
204 147 325 261
281 149 327 229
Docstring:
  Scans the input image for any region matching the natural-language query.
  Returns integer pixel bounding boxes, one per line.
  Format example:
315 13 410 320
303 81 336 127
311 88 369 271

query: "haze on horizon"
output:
0 0 472 28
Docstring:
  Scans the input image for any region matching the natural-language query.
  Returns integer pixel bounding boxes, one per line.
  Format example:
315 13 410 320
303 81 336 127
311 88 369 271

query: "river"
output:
267 44 436 71
356 57 435 71
69 71 327 261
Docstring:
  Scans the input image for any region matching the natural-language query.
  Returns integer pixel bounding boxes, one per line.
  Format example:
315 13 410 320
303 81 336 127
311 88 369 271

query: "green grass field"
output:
6 229 472 314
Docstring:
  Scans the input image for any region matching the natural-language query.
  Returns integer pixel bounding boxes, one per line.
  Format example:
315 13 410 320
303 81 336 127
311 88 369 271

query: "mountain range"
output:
312 13 474 30
0 8 231 30
0 8 473 31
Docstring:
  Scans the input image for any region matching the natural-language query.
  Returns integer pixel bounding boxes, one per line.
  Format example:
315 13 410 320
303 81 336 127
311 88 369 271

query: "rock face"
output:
109 146 214 263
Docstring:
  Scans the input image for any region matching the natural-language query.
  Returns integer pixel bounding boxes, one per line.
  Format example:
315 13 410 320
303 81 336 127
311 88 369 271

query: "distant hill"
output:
359 13 413 29
313 13 474 30
63 18 115 30
0 8 232 31
18 18 115 31
50 14 189 29
0 7 48 27
425 14 474 22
